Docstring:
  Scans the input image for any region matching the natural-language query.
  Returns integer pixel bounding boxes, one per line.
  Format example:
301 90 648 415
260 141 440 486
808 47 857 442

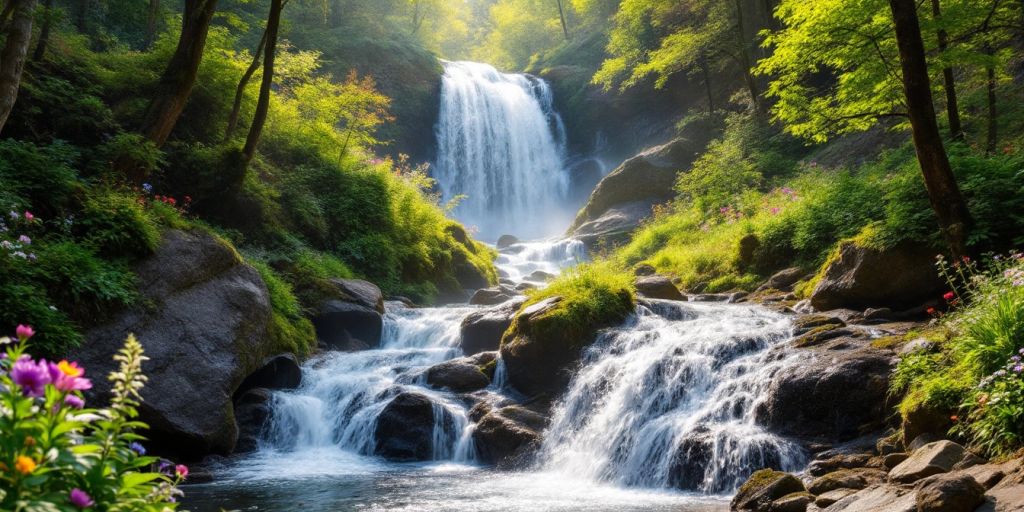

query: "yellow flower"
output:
57 360 84 378
14 455 36 475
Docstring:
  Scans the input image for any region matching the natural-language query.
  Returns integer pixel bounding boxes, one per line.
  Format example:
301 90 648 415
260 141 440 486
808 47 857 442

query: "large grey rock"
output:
889 441 969 484
731 470 806 511
758 267 806 292
914 473 985 512
572 201 658 248
635 275 685 301
756 347 894 441
810 241 944 311
373 392 453 461
234 388 274 454
74 229 276 459
823 484 917 512
808 469 885 495
329 278 385 313
496 235 520 249
460 297 526 356
237 353 302 396
469 286 517 306
314 278 385 351
426 357 490 392
472 405 547 468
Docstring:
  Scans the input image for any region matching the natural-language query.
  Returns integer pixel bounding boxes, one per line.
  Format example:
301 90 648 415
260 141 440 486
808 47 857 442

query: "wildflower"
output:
24 211 34 222
14 455 36 474
943 292 956 302
48 360 92 392
69 488 94 508
770 207 781 215
16 324 34 340
950 415 959 422
129 442 146 455
142 183 153 194
64 394 85 409
8 211 18 219
17 235 30 245
0 240 11 250
11 250 26 259
1014 364 1023 373
926 307 936 315
175 464 189 479
0 336 11 345
11 356 50 397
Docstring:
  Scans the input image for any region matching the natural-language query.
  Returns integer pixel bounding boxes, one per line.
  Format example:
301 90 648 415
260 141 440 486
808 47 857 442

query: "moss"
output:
870 335 903 350
250 260 317 356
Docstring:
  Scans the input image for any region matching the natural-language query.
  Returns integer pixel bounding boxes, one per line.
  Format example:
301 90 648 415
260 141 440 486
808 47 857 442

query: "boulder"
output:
793 314 847 335
772 493 814 512
824 484 917 512
915 473 986 512
809 241 944 311
500 295 631 397
756 348 894 441
758 267 806 292
571 201 657 248
731 470 806 511
236 353 302 396
373 392 452 461
958 463 1009 489
808 454 874 477
901 401 955 449
808 469 885 495
634 275 685 301
469 286 517 306
884 453 910 469
313 299 383 351
496 235 520 249
472 405 547 468
329 278 385 314
234 388 274 454
570 137 713 247
889 441 969 484
816 488 859 508
527 270 556 282
426 358 491 392
74 229 276 459
634 264 657 276
460 297 526 356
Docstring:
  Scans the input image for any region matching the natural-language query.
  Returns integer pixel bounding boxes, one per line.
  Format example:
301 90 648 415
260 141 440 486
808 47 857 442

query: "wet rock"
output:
234 388 274 454
469 286 517 306
772 492 814 512
758 267 806 292
888 441 969 484
426 358 491 392
634 264 657 276
914 473 985 512
236 353 302 396
793 326 859 348
329 278 385 314
757 348 894 442
809 241 944 311
374 392 451 462
527 270 556 282
808 454 874 477
74 229 276 459
497 235 520 249
808 469 885 495
793 315 847 335
731 470 806 511
635 275 685 301
472 406 547 468
862 308 892 322
313 299 383 351
460 297 526 356
691 293 732 302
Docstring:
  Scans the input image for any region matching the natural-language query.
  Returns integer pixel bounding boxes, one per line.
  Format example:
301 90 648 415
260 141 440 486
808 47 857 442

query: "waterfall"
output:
538 301 806 493
434 61 571 240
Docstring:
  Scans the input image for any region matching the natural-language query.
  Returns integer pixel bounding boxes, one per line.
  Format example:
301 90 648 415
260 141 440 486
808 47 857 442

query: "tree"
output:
556 0 571 39
0 0 37 135
224 28 268 141
31 0 55 61
889 0 970 257
144 0 161 49
241 0 284 165
138 0 219 147
931 0 963 140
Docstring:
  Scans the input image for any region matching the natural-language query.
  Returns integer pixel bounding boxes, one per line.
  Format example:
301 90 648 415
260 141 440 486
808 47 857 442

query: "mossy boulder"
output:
472 405 548 469
731 470 806 511
809 240 944 311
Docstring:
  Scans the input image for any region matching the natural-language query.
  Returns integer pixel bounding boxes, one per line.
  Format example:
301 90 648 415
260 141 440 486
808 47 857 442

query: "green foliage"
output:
521 261 636 346
0 331 185 510
0 140 80 213
77 190 161 259
251 260 317 356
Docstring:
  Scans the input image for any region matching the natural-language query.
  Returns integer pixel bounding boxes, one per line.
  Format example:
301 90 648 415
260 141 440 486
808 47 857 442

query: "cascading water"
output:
434 61 571 239
538 301 806 493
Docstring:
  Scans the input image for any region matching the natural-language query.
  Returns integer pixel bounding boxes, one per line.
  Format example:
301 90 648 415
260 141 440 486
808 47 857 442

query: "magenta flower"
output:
69 488 94 508
175 464 189 479
47 360 91 392
16 324 34 340
23 211 34 222
64 394 85 409
11 356 50 397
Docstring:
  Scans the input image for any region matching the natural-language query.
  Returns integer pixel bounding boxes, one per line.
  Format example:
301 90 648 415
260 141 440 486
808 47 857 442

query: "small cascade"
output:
497 238 587 282
538 301 806 493
434 61 572 239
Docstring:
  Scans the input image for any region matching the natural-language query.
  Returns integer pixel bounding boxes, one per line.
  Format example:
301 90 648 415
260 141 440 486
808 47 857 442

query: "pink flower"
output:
943 292 956 302
175 464 189 479
16 324 34 340
69 488 94 508
11 356 50 397
926 307 937 316
47 360 92 392
64 394 85 409
24 211 34 222
770 207 781 215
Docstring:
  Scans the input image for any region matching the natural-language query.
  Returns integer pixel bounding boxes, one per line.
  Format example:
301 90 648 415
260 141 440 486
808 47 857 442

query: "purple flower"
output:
142 183 153 194
1014 365 1023 373
17 235 30 245
64 394 85 409
69 488 94 508
129 442 146 455
11 356 50 397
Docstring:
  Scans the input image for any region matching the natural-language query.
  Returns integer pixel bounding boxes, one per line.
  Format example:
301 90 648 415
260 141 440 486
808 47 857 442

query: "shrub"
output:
77 190 160 259
0 140 80 214
0 327 187 510
251 261 317 356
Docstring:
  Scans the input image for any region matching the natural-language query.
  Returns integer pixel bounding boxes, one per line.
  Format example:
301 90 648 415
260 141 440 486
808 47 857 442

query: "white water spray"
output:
434 61 571 239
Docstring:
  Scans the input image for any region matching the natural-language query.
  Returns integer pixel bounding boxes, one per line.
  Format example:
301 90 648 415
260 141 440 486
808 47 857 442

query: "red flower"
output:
926 307 937 316
943 292 955 302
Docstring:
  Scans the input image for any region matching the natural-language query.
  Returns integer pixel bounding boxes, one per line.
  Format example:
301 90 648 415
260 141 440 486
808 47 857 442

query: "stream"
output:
181 61 805 511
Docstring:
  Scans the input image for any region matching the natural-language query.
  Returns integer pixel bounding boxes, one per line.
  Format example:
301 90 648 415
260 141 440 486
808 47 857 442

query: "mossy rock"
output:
732 470 806 511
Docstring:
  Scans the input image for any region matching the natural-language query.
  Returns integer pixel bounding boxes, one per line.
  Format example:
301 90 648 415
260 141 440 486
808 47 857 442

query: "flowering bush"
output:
0 326 187 510
960 349 1024 455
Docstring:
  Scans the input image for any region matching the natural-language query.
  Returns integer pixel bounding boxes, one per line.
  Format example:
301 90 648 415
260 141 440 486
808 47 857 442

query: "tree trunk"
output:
930 0 963 140
888 0 971 258
733 0 763 116
986 58 998 154
556 0 570 40
241 0 283 165
224 28 268 142
138 0 219 147
0 0 37 135
31 0 54 61
76 0 91 33
144 0 161 49
700 54 715 115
